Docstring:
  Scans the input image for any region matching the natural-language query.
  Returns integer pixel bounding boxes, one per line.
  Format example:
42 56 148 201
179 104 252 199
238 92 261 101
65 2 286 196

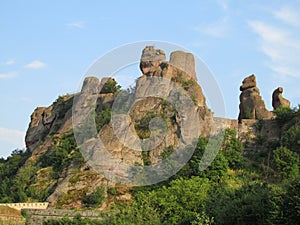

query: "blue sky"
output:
1 0 300 157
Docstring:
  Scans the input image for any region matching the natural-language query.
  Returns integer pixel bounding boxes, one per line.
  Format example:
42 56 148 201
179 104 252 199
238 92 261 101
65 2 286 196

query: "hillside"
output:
0 46 299 225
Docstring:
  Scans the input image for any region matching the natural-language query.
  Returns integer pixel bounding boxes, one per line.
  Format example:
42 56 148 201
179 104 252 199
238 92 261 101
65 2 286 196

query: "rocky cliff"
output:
23 46 218 208
22 46 290 209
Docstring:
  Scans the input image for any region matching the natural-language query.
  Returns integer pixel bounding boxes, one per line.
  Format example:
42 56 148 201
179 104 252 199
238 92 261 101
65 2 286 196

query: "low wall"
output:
25 209 102 225
0 202 49 211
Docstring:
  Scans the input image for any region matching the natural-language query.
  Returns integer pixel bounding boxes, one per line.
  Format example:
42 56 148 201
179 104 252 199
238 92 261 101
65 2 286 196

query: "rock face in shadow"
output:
238 74 273 122
272 87 290 110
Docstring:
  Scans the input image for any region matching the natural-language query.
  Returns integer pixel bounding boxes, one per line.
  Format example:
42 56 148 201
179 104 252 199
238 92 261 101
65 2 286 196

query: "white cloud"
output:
5 59 15 65
0 71 18 79
25 60 46 69
274 6 300 27
0 127 25 148
66 21 85 29
248 20 300 77
193 17 229 38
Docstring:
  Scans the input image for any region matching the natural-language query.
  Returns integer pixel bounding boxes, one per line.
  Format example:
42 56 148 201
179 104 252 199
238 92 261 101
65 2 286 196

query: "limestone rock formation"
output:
169 50 196 80
272 87 290 110
133 46 214 163
238 74 273 122
137 46 206 106
25 94 74 152
139 46 166 76
25 107 53 151
81 76 100 94
23 46 230 208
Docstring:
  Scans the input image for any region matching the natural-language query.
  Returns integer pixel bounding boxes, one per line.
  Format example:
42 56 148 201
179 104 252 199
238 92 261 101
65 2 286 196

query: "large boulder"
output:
139 46 166 75
238 74 273 122
272 87 290 110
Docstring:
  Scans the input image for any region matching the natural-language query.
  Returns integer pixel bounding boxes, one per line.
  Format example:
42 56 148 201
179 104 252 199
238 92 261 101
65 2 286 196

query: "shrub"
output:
82 187 105 207
101 79 121 94
273 107 295 124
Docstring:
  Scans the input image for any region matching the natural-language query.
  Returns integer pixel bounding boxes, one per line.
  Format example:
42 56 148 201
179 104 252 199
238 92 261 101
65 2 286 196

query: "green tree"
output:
273 146 299 180
103 194 161 225
282 125 300 154
221 129 244 169
207 183 274 225
282 178 300 225
146 177 211 224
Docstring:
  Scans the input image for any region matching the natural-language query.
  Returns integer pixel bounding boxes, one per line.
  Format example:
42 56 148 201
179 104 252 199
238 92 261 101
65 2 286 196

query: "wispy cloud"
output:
216 0 228 11
5 59 15 65
66 21 85 29
0 127 25 147
0 71 18 79
193 17 229 38
25 60 46 69
274 6 300 27
20 97 33 103
248 20 300 77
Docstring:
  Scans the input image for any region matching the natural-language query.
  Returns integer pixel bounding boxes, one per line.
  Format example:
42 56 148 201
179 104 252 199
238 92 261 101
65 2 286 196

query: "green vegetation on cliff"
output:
1 98 300 225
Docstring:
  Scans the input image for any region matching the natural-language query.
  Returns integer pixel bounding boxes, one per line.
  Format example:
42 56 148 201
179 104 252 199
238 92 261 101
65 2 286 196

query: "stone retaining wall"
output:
25 209 102 225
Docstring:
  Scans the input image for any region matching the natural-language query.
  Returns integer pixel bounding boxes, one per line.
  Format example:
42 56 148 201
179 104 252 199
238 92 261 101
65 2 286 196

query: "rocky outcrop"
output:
25 107 52 151
137 46 206 106
238 74 273 122
25 95 74 151
132 47 214 165
139 47 197 81
25 46 278 209
169 50 196 80
139 46 166 76
272 87 290 110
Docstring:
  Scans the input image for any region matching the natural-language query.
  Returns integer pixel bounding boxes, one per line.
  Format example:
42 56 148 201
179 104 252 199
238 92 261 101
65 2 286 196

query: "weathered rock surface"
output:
25 46 287 210
137 46 206 106
238 74 273 122
272 87 290 110
169 50 196 80
25 94 74 151
139 46 166 75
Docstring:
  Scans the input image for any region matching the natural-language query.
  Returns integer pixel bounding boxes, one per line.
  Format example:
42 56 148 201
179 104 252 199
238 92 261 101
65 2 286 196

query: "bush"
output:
273 107 295 124
100 79 121 94
95 108 111 132
82 187 105 207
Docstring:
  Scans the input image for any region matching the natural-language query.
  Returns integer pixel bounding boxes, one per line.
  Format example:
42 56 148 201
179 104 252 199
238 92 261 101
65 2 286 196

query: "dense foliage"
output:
43 214 102 225
0 149 31 202
0 133 83 203
98 124 300 225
